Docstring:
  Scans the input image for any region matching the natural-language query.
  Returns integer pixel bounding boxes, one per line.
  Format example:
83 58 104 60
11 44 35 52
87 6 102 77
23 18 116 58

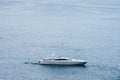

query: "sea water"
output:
0 0 120 80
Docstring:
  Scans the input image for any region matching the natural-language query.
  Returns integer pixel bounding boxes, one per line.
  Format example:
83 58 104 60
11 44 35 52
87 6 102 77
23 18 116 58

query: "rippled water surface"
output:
0 0 120 80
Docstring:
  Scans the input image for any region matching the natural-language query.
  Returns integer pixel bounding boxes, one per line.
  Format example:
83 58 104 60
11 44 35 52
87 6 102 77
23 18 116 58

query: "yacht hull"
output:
39 60 87 66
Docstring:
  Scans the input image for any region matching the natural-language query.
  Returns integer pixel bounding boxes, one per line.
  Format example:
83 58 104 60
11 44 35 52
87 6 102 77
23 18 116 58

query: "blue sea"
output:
0 0 120 80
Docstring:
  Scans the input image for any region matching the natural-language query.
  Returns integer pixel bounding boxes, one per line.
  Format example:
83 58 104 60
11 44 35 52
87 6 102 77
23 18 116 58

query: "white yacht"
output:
39 54 87 66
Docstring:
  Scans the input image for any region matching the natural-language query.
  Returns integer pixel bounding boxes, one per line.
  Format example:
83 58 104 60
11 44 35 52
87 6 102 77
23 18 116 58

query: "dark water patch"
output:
39 3 120 10
90 64 120 73
88 64 120 80
0 1 22 6
0 37 2 39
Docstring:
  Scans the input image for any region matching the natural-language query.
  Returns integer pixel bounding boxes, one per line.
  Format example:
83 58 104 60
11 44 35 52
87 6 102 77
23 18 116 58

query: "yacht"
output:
39 54 87 66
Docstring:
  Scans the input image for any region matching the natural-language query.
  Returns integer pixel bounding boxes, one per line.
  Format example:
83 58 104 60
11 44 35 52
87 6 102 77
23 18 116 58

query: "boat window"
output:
55 59 69 60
